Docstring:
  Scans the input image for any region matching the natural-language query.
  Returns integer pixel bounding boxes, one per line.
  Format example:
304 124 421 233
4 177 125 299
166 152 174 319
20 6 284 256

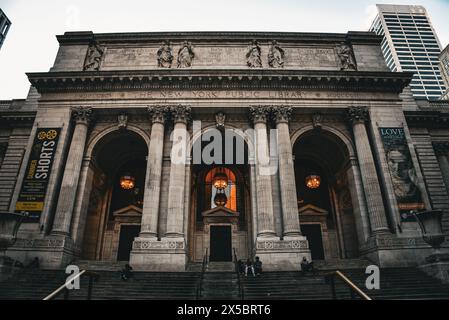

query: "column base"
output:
5 235 80 270
129 237 187 271
254 236 310 271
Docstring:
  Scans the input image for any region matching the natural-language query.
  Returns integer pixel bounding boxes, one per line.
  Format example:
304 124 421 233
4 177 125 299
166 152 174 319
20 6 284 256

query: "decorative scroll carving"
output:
337 42 357 71
432 141 449 156
177 41 195 68
268 40 284 68
256 239 308 250
147 105 169 124
271 105 292 123
71 106 93 125
132 240 185 250
83 42 104 71
312 113 323 129
249 105 270 123
215 111 226 130
347 106 368 124
157 41 174 68
169 104 192 124
246 40 262 68
117 113 128 130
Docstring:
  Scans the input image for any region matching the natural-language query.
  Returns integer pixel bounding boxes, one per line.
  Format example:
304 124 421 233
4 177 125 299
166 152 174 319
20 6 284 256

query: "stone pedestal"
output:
129 237 187 271
419 259 449 283
254 237 310 271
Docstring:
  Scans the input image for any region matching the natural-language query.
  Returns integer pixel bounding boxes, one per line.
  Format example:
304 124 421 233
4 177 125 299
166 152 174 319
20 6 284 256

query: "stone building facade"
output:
1 31 449 271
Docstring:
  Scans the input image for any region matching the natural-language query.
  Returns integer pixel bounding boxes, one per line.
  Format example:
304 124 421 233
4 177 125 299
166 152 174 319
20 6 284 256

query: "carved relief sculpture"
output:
336 42 357 71
268 40 284 68
117 113 128 130
177 41 195 68
215 112 226 131
246 40 262 68
83 41 104 71
157 41 174 68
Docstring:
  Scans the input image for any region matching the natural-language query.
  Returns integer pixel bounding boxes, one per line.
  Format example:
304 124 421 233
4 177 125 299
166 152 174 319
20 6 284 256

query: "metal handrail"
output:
196 248 208 299
43 270 100 300
233 248 244 300
324 270 372 300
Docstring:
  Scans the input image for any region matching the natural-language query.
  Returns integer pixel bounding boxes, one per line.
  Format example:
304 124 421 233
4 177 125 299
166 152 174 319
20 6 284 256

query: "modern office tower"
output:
0 8 11 50
369 4 446 100
439 44 449 100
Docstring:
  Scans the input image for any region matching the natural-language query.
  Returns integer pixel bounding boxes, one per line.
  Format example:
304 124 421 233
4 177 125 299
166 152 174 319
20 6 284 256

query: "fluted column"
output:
139 106 168 238
249 106 276 238
272 106 302 237
347 106 389 234
433 141 449 195
165 105 191 238
52 107 93 236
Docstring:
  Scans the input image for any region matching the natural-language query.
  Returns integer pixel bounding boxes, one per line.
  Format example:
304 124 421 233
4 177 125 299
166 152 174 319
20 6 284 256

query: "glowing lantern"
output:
120 174 135 190
212 169 228 190
305 174 321 189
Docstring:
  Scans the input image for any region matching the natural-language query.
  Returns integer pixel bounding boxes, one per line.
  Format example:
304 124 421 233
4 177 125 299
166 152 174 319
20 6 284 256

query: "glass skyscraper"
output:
369 4 446 100
0 8 11 50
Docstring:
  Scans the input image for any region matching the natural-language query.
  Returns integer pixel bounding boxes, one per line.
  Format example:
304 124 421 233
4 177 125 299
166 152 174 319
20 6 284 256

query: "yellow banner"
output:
15 201 44 211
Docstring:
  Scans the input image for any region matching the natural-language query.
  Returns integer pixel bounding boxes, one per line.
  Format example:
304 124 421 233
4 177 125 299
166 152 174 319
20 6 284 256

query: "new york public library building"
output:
1 30 449 278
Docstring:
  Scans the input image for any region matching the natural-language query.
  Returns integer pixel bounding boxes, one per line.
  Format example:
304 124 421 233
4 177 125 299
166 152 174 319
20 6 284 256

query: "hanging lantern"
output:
212 169 228 190
305 174 321 189
214 190 228 207
120 173 135 190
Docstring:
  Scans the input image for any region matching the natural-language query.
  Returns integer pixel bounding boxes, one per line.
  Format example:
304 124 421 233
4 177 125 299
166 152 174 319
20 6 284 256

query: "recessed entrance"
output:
300 224 325 260
209 226 232 262
117 225 141 261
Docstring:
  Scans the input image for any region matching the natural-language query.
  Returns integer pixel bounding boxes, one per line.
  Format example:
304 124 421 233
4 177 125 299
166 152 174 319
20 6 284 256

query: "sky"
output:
0 0 448 100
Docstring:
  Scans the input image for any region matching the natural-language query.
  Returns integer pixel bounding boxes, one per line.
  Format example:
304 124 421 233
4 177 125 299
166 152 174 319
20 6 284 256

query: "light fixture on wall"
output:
305 174 321 189
212 168 228 190
214 190 228 207
119 173 135 190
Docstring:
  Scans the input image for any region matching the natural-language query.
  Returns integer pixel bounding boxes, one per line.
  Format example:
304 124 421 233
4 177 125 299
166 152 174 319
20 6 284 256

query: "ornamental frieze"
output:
255 239 309 251
132 240 185 250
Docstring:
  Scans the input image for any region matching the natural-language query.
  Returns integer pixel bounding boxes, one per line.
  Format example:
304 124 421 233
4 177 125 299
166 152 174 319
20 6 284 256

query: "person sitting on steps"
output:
300 256 317 275
120 264 133 281
245 258 255 277
254 256 262 276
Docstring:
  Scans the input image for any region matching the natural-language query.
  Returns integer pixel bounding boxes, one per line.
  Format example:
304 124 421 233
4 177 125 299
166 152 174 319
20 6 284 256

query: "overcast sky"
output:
0 0 448 100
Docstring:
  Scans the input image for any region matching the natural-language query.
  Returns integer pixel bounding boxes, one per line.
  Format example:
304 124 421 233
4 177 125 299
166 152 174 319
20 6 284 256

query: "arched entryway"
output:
188 127 252 262
81 130 148 261
293 129 360 260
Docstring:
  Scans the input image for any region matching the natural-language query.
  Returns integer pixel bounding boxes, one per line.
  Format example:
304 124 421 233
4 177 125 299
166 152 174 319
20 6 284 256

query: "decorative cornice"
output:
72 106 93 125
405 111 449 128
27 70 412 94
347 106 368 124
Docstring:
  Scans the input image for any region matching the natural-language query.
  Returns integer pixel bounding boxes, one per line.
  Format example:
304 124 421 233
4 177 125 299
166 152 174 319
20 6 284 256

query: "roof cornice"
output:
27 70 412 94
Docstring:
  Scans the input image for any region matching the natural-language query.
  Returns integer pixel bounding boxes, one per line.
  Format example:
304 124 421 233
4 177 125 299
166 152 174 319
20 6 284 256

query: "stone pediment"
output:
202 206 240 218
298 204 328 216
112 205 142 218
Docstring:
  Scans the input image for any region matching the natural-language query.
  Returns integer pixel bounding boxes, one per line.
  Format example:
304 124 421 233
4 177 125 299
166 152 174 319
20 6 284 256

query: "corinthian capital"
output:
432 141 449 156
169 105 192 124
72 106 93 125
271 105 292 124
148 105 169 124
347 106 368 124
249 105 271 124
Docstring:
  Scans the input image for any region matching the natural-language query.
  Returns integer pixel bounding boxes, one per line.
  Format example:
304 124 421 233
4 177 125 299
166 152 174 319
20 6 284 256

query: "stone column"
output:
272 106 302 238
165 105 191 238
347 106 389 234
139 106 168 238
249 106 277 238
52 107 93 236
433 141 449 195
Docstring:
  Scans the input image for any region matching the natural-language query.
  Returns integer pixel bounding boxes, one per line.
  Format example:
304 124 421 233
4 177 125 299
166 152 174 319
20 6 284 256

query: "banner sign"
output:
379 127 425 222
15 128 61 219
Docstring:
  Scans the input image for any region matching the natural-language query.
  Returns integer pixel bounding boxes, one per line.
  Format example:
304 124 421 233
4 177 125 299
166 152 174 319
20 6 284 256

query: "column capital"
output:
148 105 169 124
71 106 93 125
347 106 368 125
271 105 292 124
432 141 449 156
169 104 192 124
249 105 271 124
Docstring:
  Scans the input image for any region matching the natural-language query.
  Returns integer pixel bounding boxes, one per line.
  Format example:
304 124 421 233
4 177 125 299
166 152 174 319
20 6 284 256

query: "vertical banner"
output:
15 128 61 220
379 127 424 221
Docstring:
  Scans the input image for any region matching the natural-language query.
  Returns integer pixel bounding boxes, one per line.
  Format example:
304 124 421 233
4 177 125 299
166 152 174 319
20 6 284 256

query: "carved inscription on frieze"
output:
285 47 337 68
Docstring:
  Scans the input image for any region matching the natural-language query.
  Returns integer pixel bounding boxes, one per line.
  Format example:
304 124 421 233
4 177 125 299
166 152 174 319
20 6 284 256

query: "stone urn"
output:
413 210 448 263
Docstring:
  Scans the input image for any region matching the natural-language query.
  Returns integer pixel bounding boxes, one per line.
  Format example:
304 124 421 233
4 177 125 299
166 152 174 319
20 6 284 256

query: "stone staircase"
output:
199 272 239 300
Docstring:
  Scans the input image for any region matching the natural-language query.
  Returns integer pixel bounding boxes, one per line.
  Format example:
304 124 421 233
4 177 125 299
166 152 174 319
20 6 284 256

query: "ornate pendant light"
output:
305 174 321 189
214 190 228 207
120 173 135 190
212 168 228 190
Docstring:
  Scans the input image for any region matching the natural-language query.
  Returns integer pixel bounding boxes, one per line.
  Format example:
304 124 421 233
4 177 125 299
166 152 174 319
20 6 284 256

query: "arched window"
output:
204 167 237 211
